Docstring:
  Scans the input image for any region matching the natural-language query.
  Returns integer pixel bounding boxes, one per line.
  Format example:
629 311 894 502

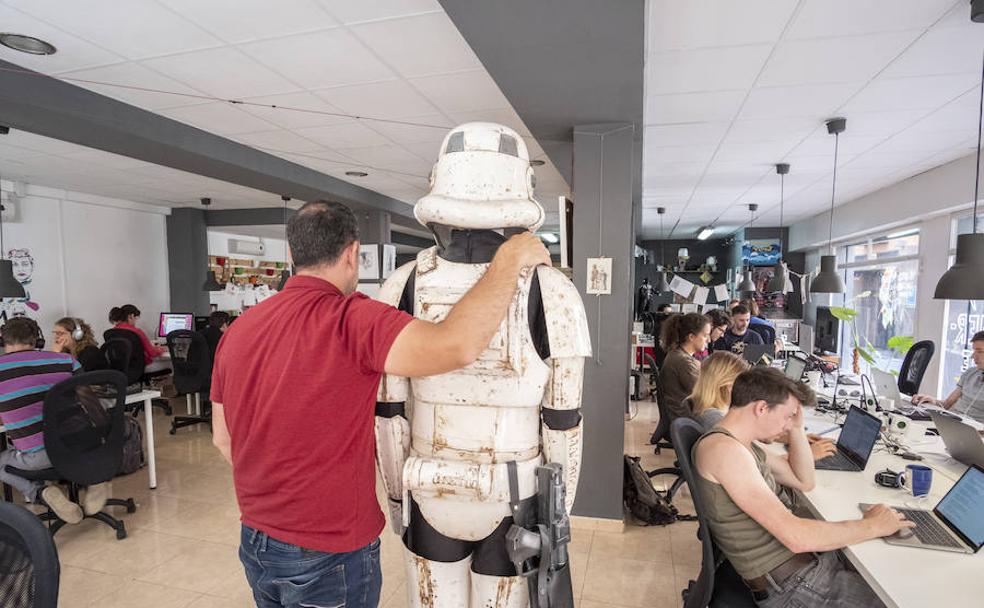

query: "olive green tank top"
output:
691 427 794 580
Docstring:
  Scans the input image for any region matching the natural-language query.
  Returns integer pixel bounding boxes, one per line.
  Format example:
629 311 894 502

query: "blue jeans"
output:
239 525 382 608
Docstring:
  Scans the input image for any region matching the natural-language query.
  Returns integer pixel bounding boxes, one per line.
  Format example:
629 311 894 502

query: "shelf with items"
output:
208 255 287 286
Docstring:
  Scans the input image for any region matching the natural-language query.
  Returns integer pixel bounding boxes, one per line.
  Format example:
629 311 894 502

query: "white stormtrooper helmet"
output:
414 122 545 232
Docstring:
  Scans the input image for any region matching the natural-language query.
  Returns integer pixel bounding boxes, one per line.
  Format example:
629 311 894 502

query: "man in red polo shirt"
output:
210 200 548 608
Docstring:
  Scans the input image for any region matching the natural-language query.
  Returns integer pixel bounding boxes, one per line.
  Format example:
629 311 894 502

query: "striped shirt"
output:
0 350 79 453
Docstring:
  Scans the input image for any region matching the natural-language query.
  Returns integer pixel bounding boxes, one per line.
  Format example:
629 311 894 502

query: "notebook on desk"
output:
861 464 984 554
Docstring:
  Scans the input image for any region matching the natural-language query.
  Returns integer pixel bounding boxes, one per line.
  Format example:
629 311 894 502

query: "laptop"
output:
741 343 776 366
871 368 901 403
930 411 984 468
814 406 882 471
861 464 984 554
784 356 807 381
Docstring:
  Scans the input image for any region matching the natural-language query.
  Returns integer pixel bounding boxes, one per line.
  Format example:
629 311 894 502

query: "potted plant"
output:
829 291 875 374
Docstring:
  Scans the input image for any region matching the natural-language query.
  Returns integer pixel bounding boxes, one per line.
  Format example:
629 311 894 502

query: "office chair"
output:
4 371 137 540
0 502 59 608
103 328 172 416
670 418 756 608
644 365 687 504
898 340 935 396
167 330 212 435
748 323 776 347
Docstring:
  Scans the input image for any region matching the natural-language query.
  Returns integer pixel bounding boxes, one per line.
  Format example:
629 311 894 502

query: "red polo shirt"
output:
211 275 413 553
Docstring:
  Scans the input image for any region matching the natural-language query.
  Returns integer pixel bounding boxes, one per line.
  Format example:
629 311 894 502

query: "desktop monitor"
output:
815 306 840 354
158 312 194 338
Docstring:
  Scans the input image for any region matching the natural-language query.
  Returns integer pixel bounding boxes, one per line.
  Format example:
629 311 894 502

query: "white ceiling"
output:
0 0 569 227
643 0 984 239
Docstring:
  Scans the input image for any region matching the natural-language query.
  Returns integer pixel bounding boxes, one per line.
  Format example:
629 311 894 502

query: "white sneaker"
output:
40 486 83 524
82 482 110 516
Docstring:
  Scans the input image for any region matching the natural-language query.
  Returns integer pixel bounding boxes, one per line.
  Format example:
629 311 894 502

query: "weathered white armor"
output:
375 123 590 608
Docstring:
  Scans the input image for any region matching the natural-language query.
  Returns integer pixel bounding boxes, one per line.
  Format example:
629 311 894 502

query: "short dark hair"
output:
287 200 360 269
730 367 816 409
741 298 760 317
972 331 984 344
660 312 709 350
705 308 731 328
208 311 231 328
731 304 750 316
1 317 40 347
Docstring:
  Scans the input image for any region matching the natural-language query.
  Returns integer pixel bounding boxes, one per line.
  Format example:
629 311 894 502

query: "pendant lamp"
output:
0 171 26 298
277 195 292 291
655 207 670 293
200 197 225 292
737 204 758 294
767 163 791 293
810 118 847 294
935 47 984 300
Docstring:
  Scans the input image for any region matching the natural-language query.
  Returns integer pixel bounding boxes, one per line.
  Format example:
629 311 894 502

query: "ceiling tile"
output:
6 0 222 60
646 90 745 124
159 0 337 44
231 130 325 153
791 132 884 157
316 0 441 25
880 23 984 79
724 117 819 145
786 0 955 39
60 62 208 110
644 123 730 146
644 144 717 164
142 47 299 98
758 32 919 88
349 12 481 78
841 73 979 113
0 5 125 73
739 83 860 119
239 29 394 89
315 80 440 119
715 141 795 164
237 92 352 130
333 144 432 175
366 114 452 145
410 70 511 114
647 0 798 51
645 44 772 94
293 121 392 148
159 102 279 135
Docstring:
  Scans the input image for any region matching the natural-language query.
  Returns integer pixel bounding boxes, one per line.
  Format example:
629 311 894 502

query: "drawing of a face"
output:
8 249 34 283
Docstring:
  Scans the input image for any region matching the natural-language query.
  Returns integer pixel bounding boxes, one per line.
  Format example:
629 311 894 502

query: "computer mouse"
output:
895 527 915 540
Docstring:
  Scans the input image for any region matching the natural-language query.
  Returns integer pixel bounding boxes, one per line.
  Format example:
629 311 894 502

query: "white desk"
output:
125 389 161 490
773 408 982 608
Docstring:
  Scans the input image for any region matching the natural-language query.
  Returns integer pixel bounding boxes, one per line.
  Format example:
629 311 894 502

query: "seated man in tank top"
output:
692 367 914 607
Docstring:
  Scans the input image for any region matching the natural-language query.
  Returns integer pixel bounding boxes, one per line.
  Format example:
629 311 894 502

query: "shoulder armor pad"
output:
378 261 416 307
536 266 592 358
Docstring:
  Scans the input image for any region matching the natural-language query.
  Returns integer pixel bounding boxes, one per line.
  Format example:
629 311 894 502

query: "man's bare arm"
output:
211 402 232 465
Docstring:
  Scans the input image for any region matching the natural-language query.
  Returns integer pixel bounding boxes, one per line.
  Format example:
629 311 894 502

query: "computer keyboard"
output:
815 450 856 470
898 509 963 548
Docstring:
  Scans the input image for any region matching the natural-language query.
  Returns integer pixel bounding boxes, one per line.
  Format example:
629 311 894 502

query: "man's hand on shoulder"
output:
493 232 551 275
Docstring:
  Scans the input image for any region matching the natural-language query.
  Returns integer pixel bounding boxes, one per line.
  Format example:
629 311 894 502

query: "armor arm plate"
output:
374 261 416 532
542 357 584 515
536 266 592 358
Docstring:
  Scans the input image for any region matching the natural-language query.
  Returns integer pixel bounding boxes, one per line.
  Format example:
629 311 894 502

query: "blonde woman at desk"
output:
912 330 984 424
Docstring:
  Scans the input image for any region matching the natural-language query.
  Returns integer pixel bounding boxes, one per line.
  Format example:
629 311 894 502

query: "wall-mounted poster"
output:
586 257 612 295
358 244 379 280
742 239 782 266
381 244 396 278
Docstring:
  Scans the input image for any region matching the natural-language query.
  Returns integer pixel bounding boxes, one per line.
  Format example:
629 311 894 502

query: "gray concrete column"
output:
571 123 636 520
166 207 209 315
357 209 392 284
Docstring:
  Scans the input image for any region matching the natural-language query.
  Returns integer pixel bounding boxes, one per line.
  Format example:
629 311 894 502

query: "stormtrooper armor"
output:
374 123 591 607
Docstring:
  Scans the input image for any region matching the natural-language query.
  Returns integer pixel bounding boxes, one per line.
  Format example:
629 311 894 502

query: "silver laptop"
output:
930 411 984 468
861 465 984 554
871 368 901 403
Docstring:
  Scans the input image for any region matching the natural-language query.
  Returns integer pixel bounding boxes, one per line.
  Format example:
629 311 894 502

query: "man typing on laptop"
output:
693 367 913 606
912 331 984 424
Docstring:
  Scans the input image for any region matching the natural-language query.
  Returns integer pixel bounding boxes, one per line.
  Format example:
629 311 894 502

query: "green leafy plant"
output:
887 335 914 355
829 291 875 373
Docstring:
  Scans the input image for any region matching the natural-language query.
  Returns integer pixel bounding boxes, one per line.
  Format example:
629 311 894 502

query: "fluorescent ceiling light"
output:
696 226 715 240
538 232 559 244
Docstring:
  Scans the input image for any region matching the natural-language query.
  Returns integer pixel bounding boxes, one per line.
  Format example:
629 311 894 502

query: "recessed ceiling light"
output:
0 33 57 55
345 171 368 177
530 159 545 167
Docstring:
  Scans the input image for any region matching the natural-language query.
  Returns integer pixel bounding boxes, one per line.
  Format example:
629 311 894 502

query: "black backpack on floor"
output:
118 416 146 475
623 455 680 526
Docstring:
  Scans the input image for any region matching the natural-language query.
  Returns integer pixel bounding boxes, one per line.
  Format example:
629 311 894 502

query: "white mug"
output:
805 371 822 390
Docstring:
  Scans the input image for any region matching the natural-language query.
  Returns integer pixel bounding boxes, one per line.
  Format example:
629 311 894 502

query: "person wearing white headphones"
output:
912 330 984 424
51 317 106 372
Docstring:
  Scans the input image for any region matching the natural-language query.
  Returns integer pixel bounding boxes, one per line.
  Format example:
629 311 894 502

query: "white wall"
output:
206 229 287 263
0 180 170 342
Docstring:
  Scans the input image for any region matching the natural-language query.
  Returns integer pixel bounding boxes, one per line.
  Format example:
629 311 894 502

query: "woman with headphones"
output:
51 317 107 371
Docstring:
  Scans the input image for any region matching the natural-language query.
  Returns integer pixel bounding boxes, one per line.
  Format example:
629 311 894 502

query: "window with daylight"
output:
940 212 984 394
837 230 920 374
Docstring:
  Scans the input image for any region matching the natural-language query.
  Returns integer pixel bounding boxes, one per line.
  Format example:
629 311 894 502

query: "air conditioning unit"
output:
228 239 265 256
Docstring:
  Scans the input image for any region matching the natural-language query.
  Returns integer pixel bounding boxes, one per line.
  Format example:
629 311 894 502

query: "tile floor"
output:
33 399 698 607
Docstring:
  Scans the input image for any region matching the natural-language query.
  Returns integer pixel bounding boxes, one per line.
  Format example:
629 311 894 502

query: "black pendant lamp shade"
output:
810 118 847 295
202 270 224 292
0 171 26 298
738 203 758 295
655 207 670 293
935 44 984 299
767 163 791 293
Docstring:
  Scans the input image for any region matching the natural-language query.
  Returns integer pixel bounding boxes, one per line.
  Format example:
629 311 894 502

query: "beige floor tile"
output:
94 579 202 608
57 565 130 608
581 553 678 607
578 600 632 608
591 524 673 564
204 569 255 604
383 583 410 608
668 521 702 568
137 539 243 594
187 596 253 608
60 527 199 578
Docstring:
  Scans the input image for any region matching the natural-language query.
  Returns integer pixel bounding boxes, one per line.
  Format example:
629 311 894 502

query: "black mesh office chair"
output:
103 328 172 416
4 371 137 540
0 502 59 608
167 330 212 434
748 323 776 346
670 418 756 608
898 340 935 396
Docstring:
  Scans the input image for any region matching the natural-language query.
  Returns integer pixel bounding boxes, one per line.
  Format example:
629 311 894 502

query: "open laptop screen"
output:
936 465 984 550
838 406 881 465
784 357 807 381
